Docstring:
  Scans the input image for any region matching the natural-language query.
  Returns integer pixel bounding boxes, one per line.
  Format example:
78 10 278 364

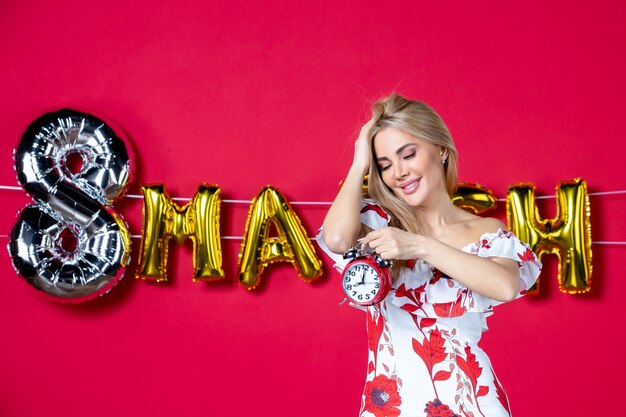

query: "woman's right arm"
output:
321 121 374 253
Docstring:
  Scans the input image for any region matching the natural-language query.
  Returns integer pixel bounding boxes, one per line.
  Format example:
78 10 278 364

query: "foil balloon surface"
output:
8 109 133 302
452 182 498 214
136 183 224 282
238 186 323 290
506 178 592 294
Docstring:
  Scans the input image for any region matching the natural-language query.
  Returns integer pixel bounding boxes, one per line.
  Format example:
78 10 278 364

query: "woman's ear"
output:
439 147 449 161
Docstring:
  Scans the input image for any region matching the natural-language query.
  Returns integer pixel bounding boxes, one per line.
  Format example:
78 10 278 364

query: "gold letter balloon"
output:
136 184 224 282
451 182 498 214
506 178 592 294
238 186 323 290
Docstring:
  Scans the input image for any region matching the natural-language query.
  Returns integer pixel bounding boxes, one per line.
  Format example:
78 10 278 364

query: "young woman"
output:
318 93 541 417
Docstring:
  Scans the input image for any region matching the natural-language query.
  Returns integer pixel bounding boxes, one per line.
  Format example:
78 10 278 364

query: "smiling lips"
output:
399 177 421 194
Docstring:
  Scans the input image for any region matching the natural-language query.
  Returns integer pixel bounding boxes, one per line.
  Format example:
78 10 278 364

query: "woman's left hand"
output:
362 227 427 260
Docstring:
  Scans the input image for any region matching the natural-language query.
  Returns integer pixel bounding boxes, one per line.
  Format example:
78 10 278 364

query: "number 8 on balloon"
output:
8 109 133 303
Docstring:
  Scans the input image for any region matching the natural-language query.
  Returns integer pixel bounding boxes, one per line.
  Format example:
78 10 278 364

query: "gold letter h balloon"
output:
506 178 592 294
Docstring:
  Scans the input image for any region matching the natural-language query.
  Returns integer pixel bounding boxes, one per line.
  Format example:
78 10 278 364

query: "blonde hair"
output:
365 93 459 276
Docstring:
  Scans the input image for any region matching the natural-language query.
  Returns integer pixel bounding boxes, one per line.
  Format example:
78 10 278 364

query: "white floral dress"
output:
317 200 541 417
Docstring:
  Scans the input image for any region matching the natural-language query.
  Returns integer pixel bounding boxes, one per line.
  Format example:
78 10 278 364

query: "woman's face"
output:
373 127 447 207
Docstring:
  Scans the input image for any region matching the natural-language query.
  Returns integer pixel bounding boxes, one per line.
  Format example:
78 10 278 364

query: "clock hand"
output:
352 271 366 287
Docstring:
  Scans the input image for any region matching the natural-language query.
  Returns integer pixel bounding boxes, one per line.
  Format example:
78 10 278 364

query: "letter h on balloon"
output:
506 179 592 294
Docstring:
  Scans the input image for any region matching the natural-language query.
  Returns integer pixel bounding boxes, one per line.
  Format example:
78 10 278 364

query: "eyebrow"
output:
376 143 416 162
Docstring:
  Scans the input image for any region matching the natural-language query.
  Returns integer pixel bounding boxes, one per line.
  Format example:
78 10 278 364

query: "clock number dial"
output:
340 252 393 306
342 261 389 306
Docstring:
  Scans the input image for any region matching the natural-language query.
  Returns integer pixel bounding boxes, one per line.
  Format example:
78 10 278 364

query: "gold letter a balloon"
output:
238 186 323 290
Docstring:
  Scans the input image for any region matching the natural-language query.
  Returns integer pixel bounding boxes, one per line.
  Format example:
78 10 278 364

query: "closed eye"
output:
379 164 391 171
403 151 416 160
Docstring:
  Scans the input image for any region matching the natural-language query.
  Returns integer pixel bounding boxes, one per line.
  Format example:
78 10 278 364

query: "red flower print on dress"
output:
420 318 437 328
361 204 389 221
367 308 385 369
456 345 482 389
430 268 445 285
395 283 426 316
433 296 467 318
396 283 426 302
517 247 536 263
363 375 402 417
424 399 460 417
490 366 511 414
455 345 492 415
412 328 448 375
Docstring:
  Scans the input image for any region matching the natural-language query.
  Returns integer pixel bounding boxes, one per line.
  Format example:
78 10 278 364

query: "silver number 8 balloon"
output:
8 109 133 303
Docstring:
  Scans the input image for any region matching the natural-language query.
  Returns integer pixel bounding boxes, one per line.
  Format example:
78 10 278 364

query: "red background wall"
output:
1 1 625 416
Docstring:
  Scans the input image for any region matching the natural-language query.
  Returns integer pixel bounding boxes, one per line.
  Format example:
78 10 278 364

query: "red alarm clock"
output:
341 248 392 306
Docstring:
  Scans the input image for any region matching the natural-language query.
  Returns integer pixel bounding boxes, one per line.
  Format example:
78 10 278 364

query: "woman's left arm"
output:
363 227 520 302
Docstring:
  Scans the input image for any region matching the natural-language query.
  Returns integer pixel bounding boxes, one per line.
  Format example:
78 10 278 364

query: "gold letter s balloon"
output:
451 182 498 214
238 186 323 289
506 178 592 294
136 184 224 282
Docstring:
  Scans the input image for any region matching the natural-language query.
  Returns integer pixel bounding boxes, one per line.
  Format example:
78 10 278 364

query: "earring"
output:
441 158 446 166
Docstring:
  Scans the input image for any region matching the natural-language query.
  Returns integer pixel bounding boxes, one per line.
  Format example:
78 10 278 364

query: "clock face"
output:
342 262 382 304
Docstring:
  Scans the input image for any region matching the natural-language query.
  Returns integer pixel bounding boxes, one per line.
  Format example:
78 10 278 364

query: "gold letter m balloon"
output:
507 178 592 294
238 186 323 290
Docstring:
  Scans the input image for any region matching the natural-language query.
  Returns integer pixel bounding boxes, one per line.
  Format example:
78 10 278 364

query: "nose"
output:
394 161 409 180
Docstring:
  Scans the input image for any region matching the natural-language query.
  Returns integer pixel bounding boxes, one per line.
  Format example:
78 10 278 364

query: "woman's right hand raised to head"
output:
352 119 375 175
321 118 377 253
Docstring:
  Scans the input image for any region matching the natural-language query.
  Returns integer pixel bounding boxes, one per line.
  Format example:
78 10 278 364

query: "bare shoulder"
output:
439 208 508 249
451 212 508 246
450 206 506 234
469 216 508 235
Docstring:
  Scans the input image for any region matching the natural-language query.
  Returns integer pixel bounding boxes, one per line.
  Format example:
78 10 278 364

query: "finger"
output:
361 118 374 131
361 231 376 248
366 235 386 250
363 238 383 251
365 228 387 240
